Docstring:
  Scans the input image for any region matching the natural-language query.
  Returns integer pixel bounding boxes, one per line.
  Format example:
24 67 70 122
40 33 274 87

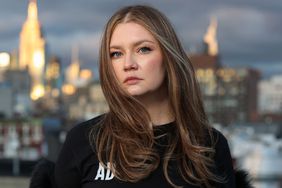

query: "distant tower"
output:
203 17 218 56
45 56 61 96
65 46 80 85
19 0 46 100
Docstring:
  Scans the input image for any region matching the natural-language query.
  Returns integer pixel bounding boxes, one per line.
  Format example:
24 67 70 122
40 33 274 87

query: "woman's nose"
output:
123 54 138 71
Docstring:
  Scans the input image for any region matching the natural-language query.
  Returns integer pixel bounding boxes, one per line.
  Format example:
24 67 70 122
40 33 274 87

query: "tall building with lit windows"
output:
190 18 260 125
45 56 62 97
19 0 46 100
190 17 221 123
260 75 282 113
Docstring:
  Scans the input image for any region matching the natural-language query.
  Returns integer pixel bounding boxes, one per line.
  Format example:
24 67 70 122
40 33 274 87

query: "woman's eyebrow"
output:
110 39 155 49
133 39 155 47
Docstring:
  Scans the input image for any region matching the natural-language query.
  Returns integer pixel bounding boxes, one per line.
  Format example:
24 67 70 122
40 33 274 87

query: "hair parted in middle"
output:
90 5 223 188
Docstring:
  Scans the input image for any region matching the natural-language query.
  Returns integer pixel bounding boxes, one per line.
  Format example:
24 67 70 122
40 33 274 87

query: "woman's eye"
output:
139 47 152 54
110 51 122 58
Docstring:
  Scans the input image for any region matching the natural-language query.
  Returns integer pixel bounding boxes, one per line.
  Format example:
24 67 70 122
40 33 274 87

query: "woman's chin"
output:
126 88 145 96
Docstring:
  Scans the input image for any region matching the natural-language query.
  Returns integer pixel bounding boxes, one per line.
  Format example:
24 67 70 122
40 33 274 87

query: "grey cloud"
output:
0 0 282 77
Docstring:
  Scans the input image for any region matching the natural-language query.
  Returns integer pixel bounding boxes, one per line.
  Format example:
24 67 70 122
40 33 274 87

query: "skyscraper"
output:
45 56 61 97
203 17 218 56
19 0 46 100
190 18 260 125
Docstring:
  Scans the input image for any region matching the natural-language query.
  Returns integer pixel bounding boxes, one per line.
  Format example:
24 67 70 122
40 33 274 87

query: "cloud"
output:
207 6 282 66
1 0 282 77
46 30 102 66
214 7 267 38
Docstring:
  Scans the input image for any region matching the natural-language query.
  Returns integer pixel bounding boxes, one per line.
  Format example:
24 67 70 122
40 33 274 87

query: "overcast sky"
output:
0 0 281 78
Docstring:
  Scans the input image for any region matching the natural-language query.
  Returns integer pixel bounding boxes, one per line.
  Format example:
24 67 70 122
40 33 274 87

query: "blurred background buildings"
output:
0 1 281 187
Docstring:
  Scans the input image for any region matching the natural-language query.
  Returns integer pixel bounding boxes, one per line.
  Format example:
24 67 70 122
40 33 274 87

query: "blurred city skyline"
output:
0 2 282 187
0 0 281 78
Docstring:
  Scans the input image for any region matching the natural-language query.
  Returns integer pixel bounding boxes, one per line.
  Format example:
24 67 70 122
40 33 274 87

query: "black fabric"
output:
55 115 236 188
30 158 56 188
234 169 254 188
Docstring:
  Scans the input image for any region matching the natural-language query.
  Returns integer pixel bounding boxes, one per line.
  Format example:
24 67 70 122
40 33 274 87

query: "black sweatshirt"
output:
55 115 236 188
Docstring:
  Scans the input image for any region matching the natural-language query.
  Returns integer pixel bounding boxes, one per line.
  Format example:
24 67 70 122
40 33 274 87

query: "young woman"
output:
55 5 236 188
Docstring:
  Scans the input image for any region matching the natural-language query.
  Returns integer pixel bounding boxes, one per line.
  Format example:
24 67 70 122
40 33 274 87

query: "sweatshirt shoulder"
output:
204 127 228 147
211 127 229 147
64 114 105 146
69 114 105 133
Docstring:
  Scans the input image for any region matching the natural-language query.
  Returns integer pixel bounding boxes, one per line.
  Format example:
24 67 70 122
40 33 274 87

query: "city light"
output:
62 84 76 95
30 84 45 100
51 88 60 97
33 50 44 69
0 52 10 68
80 69 92 80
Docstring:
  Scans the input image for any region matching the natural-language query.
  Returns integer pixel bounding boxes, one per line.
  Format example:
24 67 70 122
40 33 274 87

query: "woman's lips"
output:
124 77 143 84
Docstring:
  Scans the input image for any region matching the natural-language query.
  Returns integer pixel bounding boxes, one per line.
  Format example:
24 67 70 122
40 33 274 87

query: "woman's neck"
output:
146 100 174 126
135 87 174 126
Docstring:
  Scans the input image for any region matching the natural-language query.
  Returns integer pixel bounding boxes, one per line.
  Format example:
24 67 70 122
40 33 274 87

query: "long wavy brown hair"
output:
90 5 223 188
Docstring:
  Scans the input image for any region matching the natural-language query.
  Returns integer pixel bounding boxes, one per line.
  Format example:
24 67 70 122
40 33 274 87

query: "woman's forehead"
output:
110 22 157 45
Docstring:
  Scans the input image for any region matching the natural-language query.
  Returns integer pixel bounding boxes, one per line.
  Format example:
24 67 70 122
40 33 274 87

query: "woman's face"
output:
109 22 166 98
